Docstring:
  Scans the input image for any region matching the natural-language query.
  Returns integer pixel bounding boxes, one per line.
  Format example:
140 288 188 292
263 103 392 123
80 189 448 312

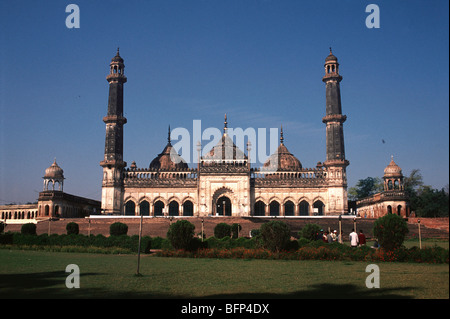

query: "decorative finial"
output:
280 125 284 144
224 113 228 133
329 47 332 54
168 125 171 144
117 47 120 55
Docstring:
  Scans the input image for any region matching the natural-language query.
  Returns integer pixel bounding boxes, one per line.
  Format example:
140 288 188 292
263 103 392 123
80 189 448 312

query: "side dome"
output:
263 126 302 171
384 157 402 177
263 144 302 171
149 143 188 170
44 159 64 179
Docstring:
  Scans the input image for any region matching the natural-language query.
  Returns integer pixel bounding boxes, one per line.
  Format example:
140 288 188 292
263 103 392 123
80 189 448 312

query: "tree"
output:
403 169 424 197
260 220 291 252
411 186 449 217
167 220 196 250
299 223 321 241
110 222 128 236
372 213 409 251
66 222 79 235
214 223 231 239
348 177 384 201
21 223 37 235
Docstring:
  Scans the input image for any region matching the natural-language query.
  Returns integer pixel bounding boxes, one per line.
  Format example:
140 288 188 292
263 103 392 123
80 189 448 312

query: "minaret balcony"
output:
103 115 127 124
322 114 347 124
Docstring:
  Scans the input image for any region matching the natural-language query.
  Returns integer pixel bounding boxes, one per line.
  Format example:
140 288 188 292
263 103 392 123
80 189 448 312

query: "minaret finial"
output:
280 125 284 144
224 113 228 134
168 125 171 144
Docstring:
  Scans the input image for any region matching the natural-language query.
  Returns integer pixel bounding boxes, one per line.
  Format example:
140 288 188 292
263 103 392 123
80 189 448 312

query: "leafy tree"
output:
403 169 424 197
372 213 409 251
214 223 231 239
348 177 384 201
66 222 79 235
299 223 321 241
21 223 37 235
167 220 196 250
109 222 128 236
411 186 449 217
260 220 291 252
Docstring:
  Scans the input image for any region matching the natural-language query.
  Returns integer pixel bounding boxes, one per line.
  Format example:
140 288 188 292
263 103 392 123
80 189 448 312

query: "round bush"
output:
167 220 196 250
260 220 291 252
214 223 231 239
299 223 321 241
372 213 409 251
66 222 79 235
110 222 128 236
21 223 37 235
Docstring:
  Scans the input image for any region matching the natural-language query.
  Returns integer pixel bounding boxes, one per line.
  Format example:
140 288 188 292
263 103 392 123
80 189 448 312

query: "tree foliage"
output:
260 220 291 252
214 223 231 239
348 177 383 201
373 213 409 251
167 220 196 250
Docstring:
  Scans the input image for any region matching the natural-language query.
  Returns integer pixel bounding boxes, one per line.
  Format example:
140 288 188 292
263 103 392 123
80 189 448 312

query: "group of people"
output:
317 228 367 247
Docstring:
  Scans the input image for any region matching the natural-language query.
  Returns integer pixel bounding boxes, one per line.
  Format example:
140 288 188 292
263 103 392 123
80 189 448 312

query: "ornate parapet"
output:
123 167 198 188
251 167 328 187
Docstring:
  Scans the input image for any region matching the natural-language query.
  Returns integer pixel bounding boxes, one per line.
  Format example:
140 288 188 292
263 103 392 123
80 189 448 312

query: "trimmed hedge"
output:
0 232 151 254
156 242 449 263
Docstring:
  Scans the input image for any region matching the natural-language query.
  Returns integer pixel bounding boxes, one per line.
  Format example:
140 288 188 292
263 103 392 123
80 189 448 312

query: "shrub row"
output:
0 232 151 254
156 242 449 264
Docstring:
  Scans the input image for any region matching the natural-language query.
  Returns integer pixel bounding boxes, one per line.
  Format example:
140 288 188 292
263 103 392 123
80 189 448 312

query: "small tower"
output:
322 48 349 215
43 159 64 191
383 156 404 191
100 49 127 215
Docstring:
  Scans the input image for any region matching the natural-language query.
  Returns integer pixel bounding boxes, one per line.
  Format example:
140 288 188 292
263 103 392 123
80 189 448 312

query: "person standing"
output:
358 230 366 246
349 229 359 247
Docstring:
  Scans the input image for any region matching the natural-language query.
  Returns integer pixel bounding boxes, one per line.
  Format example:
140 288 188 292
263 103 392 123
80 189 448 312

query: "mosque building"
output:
100 49 350 217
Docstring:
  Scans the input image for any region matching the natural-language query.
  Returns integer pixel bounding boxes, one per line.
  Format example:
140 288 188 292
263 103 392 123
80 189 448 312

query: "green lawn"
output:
0 249 448 299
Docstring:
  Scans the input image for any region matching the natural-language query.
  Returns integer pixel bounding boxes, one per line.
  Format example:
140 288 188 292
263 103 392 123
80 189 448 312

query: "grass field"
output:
0 249 448 299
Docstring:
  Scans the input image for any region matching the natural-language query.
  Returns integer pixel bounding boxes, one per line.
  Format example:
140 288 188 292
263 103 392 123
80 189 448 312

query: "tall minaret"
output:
100 49 127 215
322 48 349 215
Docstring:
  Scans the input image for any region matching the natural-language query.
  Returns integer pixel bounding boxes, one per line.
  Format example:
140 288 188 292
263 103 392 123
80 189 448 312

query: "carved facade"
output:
101 49 350 217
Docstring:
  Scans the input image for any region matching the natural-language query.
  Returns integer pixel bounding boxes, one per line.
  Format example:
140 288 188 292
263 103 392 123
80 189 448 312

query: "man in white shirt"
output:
349 229 359 247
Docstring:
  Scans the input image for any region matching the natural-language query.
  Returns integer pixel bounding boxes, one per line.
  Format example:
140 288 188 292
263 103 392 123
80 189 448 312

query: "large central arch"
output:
212 187 234 216
216 196 232 216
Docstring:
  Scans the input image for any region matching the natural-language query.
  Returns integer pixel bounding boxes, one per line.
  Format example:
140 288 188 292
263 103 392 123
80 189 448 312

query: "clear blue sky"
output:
0 0 448 204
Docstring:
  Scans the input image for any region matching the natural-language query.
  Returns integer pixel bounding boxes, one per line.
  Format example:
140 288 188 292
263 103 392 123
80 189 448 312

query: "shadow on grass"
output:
0 270 415 299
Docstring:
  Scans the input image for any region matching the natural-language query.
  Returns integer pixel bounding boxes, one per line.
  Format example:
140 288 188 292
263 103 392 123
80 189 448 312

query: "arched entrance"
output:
140 200 150 216
254 201 265 216
313 200 325 216
125 201 135 216
216 196 232 216
183 200 194 216
154 201 164 216
169 201 179 216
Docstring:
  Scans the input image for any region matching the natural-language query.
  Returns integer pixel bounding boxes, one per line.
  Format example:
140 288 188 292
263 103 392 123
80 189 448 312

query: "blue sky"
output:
0 0 448 204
